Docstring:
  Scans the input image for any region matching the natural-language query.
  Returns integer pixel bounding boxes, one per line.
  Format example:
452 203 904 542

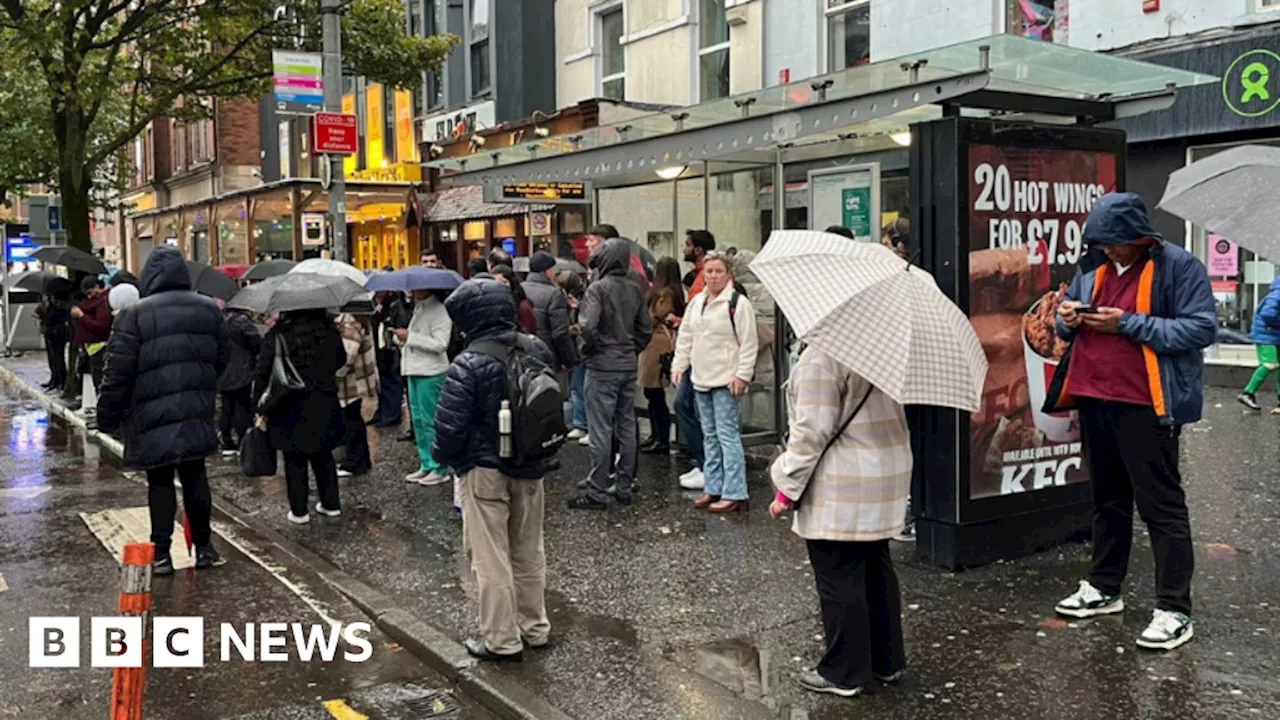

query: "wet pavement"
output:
0 378 491 720
5 353 1280 720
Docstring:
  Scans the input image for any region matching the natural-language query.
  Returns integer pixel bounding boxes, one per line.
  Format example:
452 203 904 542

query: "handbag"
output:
240 419 277 477
257 333 305 414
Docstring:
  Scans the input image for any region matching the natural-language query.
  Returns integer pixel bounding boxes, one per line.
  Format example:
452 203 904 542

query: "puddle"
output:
669 637 774 700
544 588 640 645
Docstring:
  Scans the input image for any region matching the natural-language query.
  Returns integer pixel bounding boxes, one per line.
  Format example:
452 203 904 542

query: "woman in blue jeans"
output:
558 271 590 436
671 254 759 513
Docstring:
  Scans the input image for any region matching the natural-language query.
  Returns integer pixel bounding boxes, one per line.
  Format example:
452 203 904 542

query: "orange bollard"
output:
110 542 153 720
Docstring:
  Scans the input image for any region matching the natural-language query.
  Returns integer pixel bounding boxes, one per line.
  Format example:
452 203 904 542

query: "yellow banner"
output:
342 93 357 177
394 89 417 163
365 83 385 169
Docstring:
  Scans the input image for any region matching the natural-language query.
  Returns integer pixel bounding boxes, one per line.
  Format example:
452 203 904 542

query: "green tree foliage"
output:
0 0 457 251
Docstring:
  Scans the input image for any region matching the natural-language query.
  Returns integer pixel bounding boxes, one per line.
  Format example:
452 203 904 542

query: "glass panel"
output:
603 77 625 101
426 0 437 34
699 48 730 101
470 40 490 95
470 0 488 42
827 3 870 71
700 0 727 48
601 9 625 76
409 0 422 36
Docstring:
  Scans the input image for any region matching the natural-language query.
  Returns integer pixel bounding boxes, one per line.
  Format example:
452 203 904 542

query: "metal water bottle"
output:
498 399 513 458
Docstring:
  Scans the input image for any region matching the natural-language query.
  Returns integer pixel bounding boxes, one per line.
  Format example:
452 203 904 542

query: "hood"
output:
1083 192 1163 247
732 250 759 284
594 238 632 277
445 279 515 339
1270 277 1280 293
108 283 140 313
139 246 192 297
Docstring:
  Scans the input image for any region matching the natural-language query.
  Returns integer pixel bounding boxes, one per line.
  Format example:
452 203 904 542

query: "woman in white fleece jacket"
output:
672 254 759 513
398 289 453 486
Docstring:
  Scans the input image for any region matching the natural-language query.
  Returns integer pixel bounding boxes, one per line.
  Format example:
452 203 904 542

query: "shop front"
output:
427 35 1210 568
1113 24 1280 365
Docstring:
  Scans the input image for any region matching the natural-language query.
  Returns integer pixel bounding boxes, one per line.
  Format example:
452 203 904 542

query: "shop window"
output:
825 0 870 72
469 0 490 97
494 218 517 239
699 0 730 100
599 7 625 101
463 220 487 241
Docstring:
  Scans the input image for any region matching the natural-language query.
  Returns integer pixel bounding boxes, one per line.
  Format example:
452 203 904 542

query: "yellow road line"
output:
322 699 369 720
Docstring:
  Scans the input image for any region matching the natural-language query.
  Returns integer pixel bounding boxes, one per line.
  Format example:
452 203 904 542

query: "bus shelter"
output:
428 35 1213 567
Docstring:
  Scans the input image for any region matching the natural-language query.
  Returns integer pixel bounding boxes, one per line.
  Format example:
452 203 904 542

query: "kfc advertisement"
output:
967 144 1119 500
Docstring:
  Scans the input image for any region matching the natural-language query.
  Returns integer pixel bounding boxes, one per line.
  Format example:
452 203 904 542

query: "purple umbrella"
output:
365 266 463 293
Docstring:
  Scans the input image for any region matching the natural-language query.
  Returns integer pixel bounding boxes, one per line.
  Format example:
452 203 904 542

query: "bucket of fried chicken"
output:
1022 284 1079 443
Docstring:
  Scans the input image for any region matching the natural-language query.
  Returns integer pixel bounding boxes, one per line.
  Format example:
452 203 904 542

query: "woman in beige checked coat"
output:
769 346 912 698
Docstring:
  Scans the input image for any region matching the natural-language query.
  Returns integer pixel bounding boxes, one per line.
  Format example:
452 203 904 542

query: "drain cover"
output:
384 691 460 718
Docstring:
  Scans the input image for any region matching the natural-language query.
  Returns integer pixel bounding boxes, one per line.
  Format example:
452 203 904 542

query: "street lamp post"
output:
321 0 347 262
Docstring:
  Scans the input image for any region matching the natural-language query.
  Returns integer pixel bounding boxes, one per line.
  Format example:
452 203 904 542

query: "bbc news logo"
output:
29 618 373 667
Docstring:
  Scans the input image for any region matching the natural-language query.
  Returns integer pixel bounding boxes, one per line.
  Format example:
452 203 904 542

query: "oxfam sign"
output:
1223 49 1280 118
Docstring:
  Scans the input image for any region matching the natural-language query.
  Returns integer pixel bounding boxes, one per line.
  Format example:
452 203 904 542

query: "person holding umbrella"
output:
217 305 262 455
96 246 226 574
1046 192 1214 651
72 276 113 425
35 279 72 391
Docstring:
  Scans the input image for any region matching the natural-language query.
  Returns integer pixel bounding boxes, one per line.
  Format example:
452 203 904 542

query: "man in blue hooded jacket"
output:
1238 277 1280 411
1044 192 1213 651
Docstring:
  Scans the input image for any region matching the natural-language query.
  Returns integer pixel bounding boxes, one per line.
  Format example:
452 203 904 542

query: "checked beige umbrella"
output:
753 230 987 412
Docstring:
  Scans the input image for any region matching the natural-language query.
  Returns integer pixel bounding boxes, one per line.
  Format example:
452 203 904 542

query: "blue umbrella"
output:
365 266 463 292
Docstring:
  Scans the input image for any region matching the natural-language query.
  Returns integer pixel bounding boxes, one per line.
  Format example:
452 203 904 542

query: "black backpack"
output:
471 335 567 465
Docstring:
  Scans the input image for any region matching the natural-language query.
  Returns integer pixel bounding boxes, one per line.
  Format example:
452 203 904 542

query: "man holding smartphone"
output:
1044 192 1214 651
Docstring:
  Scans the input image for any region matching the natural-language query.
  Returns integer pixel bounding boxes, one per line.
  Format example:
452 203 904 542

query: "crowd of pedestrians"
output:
24 189 1211 698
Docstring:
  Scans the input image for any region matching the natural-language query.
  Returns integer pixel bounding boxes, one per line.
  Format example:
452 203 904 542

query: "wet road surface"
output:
0 383 491 720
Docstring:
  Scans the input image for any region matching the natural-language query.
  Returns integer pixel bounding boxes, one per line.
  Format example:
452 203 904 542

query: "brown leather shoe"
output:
708 499 750 514
693 493 720 509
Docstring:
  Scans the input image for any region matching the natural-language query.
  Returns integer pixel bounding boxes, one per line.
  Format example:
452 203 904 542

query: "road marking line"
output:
210 520 343 630
80 508 195 570
322 699 369 720
0 485 51 500
0 572 8 593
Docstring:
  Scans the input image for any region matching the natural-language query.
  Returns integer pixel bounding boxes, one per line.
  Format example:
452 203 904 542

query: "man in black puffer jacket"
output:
98 246 226 575
433 279 554 662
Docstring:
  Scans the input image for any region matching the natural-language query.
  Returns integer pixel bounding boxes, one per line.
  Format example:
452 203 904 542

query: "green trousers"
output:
1245 344 1280 395
408 374 447 474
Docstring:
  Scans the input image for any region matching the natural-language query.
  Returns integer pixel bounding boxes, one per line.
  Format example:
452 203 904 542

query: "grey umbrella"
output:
226 273 367 314
1157 144 1280 261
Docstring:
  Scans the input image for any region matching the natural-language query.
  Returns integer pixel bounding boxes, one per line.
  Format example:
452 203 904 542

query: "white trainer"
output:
336 469 353 478
405 470 428 483
420 471 450 486
578 434 591 446
314 503 341 518
679 468 705 490
286 512 310 525
1136 609 1194 651
1055 580 1125 618
567 428 587 440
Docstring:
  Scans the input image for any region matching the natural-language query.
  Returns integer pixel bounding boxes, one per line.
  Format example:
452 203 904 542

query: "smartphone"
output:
1075 305 1101 315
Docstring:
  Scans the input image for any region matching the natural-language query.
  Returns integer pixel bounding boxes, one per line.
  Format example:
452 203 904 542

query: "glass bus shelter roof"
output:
428 34 1214 182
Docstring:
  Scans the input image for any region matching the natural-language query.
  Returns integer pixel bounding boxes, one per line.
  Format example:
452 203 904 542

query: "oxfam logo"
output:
1223 49 1280 118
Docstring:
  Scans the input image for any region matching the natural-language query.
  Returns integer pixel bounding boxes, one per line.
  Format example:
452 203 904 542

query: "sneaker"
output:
578 434 591 446
420 471 450 487
893 521 917 543
1055 580 1125 618
1239 392 1261 411
1136 609 1193 650
874 669 906 684
220 448 238 457
577 477 589 489
336 469 354 478
287 511 310 525
1271 407 1280 416
314 502 341 518
567 495 608 510
798 670 861 698
405 470 428 484
679 468 705 490
153 554 174 576
567 428 587 440
195 545 226 569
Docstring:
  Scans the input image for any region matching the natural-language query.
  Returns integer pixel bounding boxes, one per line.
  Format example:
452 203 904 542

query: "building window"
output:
469 0 490 97
699 0 730 100
600 7 625 100
825 0 870 72
425 0 442 109
1255 0 1280 11
408 0 422 35
1006 0 1058 41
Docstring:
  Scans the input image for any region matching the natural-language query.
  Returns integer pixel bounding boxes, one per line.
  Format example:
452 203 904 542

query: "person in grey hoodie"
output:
523 251 579 370
568 238 653 510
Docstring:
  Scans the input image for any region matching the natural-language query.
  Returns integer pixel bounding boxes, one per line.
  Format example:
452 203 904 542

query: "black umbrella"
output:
32 246 107 274
3 270 70 294
227 273 366 314
243 259 296 282
185 260 238 301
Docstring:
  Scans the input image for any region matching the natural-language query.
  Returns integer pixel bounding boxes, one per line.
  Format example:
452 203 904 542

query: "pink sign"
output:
1208 235 1239 277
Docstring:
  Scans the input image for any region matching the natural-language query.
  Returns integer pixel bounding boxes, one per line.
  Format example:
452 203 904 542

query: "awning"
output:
417 185 552 223
428 34 1215 188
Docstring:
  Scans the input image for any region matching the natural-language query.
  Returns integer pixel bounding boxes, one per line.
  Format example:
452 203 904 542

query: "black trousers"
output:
806 539 906 689
45 334 67 389
339 399 372 474
146 460 213 556
284 451 339 517
1079 399 1194 615
643 387 671 447
218 387 253 450
83 349 105 386
373 350 403 426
